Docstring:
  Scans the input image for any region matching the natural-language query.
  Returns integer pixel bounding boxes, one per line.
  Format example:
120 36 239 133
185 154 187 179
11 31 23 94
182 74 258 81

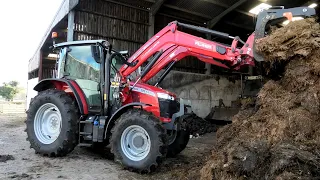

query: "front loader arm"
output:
119 7 316 81
119 22 254 78
141 33 256 82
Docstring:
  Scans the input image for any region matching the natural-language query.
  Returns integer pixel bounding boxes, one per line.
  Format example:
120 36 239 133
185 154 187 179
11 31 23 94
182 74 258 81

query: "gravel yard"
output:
0 114 216 180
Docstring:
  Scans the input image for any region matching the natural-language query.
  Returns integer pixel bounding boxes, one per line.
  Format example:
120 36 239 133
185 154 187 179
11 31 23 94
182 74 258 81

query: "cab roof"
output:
53 39 106 48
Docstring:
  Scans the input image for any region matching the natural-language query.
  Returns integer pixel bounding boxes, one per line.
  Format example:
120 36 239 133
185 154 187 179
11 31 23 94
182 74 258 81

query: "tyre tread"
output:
25 89 79 157
110 108 168 173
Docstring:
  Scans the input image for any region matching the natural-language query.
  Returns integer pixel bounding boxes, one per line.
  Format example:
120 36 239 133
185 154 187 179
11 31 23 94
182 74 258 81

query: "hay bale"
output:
200 18 320 179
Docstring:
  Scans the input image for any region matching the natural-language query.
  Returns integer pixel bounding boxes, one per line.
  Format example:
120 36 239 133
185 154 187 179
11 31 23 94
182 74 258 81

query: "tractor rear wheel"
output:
25 89 79 156
110 109 168 173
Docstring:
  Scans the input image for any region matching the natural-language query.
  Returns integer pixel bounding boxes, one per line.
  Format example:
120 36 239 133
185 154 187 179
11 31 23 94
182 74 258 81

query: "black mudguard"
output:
104 102 151 138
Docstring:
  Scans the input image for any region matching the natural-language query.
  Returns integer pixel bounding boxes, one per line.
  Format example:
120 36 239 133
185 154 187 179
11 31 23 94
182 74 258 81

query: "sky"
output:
0 0 63 88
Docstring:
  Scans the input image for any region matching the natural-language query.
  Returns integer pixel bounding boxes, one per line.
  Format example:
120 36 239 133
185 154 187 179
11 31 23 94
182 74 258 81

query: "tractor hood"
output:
129 82 177 100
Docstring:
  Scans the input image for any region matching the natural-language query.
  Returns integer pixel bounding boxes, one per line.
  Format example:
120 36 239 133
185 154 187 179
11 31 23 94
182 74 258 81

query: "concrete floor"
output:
0 114 216 180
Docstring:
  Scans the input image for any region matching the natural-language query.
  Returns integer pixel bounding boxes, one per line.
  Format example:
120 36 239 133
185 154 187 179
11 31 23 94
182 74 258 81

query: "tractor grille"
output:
158 98 179 118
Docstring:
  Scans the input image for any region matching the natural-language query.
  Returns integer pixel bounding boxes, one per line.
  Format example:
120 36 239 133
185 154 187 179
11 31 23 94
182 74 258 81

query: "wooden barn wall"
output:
74 0 149 53
73 0 206 74
42 67 55 79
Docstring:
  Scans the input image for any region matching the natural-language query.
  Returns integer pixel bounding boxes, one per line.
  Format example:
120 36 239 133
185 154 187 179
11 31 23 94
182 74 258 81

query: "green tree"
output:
8 81 19 87
0 81 19 101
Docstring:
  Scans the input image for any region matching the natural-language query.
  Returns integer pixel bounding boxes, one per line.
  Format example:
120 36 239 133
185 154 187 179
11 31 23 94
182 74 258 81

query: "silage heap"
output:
200 18 320 180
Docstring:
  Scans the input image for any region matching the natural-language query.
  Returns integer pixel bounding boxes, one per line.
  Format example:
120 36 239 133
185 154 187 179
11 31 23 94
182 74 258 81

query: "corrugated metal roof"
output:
166 0 225 18
223 0 243 6
114 0 154 9
28 0 79 72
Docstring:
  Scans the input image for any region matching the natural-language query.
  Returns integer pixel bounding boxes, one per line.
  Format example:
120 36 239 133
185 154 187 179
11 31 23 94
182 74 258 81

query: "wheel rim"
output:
120 125 151 161
34 103 62 144
167 130 177 145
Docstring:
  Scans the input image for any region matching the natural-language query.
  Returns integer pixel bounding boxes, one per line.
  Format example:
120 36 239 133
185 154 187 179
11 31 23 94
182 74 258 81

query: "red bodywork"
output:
52 80 89 114
117 22 256 122
122 82 175 123
120 22 255 82
51 79 172 122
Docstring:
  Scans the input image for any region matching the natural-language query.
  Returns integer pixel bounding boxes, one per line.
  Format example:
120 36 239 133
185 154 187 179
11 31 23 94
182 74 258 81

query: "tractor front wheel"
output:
167 128 190 157
110 109 168 173
25 89 79 157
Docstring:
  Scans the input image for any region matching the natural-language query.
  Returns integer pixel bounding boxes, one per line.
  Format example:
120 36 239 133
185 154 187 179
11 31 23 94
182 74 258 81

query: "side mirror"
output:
110 52 137 67
91 45 101 63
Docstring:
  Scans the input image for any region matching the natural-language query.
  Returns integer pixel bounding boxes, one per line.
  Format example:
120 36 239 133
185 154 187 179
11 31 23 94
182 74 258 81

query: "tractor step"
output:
79 132 92 135
78 143 92 147
79 116 107 145
80 120 93 124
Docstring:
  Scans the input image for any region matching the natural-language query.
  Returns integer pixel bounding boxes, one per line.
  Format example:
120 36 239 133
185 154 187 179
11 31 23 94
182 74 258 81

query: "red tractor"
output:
26 7 315 172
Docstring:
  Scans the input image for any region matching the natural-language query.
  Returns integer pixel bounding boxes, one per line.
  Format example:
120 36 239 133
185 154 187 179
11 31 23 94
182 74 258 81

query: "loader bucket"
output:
253 7 316 62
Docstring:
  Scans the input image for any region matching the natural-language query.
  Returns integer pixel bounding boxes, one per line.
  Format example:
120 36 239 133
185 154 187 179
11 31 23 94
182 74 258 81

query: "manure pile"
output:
200 18 320 179
184 113 220 136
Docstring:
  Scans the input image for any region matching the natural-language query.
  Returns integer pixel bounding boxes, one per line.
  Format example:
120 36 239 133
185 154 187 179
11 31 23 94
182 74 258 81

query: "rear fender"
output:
104 102 151 138
33 78 88 114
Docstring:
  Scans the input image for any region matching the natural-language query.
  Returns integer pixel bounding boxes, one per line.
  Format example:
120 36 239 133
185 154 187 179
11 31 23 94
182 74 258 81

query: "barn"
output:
27 0 318 119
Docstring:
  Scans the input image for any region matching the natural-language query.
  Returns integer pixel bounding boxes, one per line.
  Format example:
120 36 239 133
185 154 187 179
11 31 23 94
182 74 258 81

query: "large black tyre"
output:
110 109 168 173
25 89 79 157
167 128 190 157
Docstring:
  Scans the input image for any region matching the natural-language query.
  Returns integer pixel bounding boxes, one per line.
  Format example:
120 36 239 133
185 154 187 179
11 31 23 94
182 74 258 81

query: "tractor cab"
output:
52 39 125 114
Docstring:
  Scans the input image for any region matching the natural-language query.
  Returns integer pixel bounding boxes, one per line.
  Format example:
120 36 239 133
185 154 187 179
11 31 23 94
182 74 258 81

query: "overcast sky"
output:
0 0 63 87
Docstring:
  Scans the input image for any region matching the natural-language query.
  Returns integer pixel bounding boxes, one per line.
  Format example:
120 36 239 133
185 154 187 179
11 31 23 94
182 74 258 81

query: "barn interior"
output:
28 0 320 120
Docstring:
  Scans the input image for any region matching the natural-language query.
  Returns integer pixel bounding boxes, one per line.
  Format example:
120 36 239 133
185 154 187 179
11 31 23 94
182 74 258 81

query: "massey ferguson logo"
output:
129 86 156 97
195 41 212 50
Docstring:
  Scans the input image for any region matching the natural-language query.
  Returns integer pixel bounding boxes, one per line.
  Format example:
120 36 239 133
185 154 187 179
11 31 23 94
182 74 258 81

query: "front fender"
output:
33 78 88 114
105 102 151 138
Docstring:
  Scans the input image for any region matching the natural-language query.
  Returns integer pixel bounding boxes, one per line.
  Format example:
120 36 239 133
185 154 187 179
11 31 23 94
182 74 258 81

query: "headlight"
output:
157 92 175 100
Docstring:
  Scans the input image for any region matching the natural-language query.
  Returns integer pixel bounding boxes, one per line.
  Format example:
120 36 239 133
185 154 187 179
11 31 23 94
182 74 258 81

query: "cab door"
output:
63 45 102 112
